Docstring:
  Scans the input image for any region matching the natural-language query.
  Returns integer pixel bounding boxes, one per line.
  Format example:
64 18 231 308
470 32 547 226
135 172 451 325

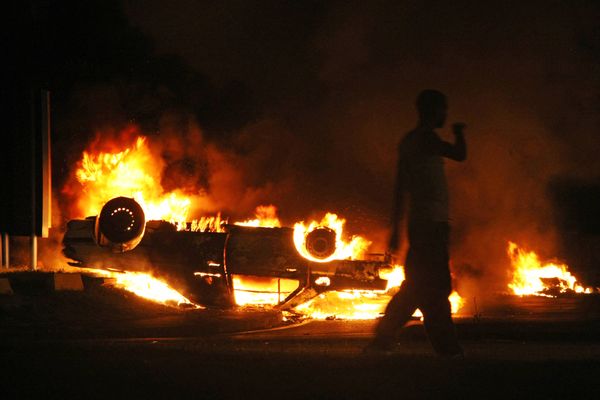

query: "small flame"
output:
232 275 299 306
293 213 371 262
294 290 388 320
507 241 593 297
449 290 465 313
379 265 406 291
234 205 281 228
187 214 227 232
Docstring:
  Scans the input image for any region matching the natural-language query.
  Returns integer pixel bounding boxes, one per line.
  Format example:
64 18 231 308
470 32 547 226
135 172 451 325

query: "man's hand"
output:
452 122 467 135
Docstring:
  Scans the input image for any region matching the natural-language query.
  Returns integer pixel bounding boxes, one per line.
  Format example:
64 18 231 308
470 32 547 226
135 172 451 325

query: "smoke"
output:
160 1 597 301
26 0 599 301
153 113 301 220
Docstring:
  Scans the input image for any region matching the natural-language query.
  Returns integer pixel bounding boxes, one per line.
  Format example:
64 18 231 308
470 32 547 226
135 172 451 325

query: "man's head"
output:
416 89 447 128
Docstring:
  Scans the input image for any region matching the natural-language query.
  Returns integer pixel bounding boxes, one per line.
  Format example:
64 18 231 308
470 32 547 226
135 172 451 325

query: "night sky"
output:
11 0 600 291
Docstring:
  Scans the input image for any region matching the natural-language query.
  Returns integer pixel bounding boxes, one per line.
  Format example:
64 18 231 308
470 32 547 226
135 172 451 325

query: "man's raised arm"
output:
429 123 467 161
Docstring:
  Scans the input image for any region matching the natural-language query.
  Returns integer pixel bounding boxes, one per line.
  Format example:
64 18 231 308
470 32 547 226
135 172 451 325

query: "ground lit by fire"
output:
60 132 597 319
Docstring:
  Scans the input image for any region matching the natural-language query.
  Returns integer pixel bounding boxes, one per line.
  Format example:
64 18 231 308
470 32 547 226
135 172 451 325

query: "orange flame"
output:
88 268 199 307
232 275 300 306
75 135 191 226
68 133 227 304
189 214 227 233
293 213 371 262
508 242 593 297
73 133 226 232
294 265 464 320
68 131 467 314
234 205 281 228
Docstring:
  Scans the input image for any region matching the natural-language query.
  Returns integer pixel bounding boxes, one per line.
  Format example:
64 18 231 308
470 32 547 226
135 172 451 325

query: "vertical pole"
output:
41 90 51 238
1 233 8 268
30 86 37 271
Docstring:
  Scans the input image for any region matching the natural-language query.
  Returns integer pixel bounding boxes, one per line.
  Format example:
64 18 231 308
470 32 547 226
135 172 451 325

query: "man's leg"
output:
369 281 419 349
421 292 463 356
414 221 462 356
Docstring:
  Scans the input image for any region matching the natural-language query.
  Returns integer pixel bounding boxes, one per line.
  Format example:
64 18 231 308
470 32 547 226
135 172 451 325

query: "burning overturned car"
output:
61 131 593 319
62 196 390 309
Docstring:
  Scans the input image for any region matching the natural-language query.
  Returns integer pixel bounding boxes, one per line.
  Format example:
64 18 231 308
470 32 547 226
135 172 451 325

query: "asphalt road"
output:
3 317 600 398
2 317 600 399
2 278 600 399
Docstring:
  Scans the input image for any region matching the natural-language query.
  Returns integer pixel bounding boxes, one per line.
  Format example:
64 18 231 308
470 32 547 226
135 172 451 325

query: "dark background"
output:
6 0 600 293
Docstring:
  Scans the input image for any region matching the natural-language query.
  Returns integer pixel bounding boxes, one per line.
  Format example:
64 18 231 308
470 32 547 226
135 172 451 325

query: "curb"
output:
0 271 105 296
0 277 13 295
54 273 85 291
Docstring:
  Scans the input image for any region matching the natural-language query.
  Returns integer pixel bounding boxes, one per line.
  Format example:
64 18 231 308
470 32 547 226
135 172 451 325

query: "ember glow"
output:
88 268 199 307
234 205 281 228
294 265 464 320
508 241 594 297
293 213 371 262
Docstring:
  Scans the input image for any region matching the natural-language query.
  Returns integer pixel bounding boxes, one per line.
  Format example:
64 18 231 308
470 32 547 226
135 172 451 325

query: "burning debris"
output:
507 242 596 297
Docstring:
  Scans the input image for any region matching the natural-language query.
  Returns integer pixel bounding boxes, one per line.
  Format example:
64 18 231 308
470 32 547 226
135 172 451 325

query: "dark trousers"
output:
374 221 462 355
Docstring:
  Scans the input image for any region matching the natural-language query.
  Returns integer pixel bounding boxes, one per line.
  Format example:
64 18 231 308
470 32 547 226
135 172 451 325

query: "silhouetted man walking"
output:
367 89 466 357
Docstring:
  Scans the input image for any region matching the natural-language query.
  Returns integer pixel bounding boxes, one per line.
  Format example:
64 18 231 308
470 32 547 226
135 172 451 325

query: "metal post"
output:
40 90 51 238
30 86 37 270
277 279 281 304
1 232 8 268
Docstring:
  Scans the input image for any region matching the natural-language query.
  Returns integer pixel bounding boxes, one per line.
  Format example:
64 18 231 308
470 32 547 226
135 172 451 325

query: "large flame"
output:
73 133 224 232
86 268 199 307
234 205 281 228
293 213 371 262
294 265 464 320
507 242 593 297
75 135 190 226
